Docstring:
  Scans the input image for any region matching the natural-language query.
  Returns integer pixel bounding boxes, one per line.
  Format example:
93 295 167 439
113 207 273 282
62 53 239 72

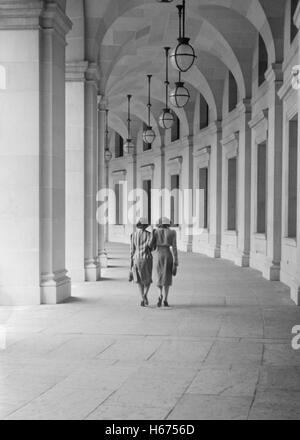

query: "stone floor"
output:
0 242 300 420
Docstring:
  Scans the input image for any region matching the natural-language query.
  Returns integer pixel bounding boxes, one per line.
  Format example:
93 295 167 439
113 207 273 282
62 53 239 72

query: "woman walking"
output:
130 217 155 307
154 217 178 307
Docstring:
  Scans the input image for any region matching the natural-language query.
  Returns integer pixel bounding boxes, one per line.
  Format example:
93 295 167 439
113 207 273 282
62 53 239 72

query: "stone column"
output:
181 135 194 252
0 1 72 305
159 143 166 221
293 3 300 304
237 99 252 267
97 96 108 268
264 64 284 281
104 156 110 243
127 152 137 235
40 2 73 303
208 122 223 258
65 61 88 282
84 64 101 281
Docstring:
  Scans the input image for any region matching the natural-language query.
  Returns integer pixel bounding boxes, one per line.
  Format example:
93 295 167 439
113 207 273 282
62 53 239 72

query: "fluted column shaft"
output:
84 64 101 281
0 1 72 304
97 97 108 268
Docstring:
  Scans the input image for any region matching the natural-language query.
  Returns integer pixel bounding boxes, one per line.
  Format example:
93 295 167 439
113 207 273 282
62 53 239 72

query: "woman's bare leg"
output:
144 284 151 305
137 283 145 305
163 286 170 305
157 287 163 307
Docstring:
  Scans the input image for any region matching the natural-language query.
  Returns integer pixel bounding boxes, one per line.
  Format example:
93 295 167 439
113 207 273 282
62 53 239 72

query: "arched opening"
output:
290 0 299 43
199 93 209 130
171 114 180 143
143 122 152 151
258 34 268 87
228 71 238 112
115 132 124 158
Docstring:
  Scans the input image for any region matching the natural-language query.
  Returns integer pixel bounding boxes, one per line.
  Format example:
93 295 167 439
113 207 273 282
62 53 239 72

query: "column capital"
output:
265 63 283 86
237 98 252 114
85 62 100 85
294 2 300 29
248 109 269 129
207 120 222 135
66 61 88 82
41 1 73 39
97 95 109 112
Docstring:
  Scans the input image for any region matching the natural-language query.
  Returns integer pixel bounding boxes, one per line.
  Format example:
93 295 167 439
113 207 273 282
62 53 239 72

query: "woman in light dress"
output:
153 217 178 307
130 217 155 307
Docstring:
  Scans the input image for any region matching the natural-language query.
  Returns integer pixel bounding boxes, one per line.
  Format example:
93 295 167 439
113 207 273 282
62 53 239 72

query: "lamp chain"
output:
182 0 186 39
127 94 132 139
147 75 152 127
165 47 170 109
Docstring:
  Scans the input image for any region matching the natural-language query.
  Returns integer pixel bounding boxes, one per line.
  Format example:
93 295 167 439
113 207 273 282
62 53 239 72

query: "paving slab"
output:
0 243 299 420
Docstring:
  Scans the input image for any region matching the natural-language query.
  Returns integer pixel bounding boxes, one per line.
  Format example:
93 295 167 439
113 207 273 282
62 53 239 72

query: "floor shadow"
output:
107 265 128 269
100 277 125 282
143 304 227 310
61 296 89 304
169 304 227 309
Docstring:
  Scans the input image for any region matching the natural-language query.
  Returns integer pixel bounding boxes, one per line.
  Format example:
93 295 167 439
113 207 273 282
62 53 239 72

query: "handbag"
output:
172 265 177 277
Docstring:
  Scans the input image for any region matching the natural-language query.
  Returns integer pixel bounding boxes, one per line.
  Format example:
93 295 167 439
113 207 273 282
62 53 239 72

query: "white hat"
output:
136 217 149 226
156 217 171 226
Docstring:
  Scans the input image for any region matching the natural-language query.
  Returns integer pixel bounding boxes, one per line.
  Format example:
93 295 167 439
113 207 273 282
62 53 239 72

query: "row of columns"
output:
107 54 299 304
63 61 110 284
0 1 107 305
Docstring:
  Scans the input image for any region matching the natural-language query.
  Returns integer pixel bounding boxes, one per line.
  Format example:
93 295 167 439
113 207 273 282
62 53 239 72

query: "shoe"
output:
144 296 149 306
141 300 146 307
157 296 163 308
163 300 169 307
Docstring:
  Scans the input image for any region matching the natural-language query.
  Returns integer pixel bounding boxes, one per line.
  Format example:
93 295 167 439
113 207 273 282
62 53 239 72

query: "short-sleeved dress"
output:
154 228 178 287
130 229 155 286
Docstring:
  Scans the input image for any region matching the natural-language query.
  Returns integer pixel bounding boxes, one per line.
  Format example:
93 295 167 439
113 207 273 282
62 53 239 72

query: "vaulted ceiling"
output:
65 0 286 139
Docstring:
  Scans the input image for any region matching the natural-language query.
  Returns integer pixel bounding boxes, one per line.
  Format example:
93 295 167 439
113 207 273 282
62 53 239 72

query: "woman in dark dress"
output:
154 217 178 307
130 217 155 307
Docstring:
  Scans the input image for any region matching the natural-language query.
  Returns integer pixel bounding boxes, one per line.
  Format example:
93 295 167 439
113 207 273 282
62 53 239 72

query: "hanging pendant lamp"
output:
159 47 175 130
142 75 156 145
170 1 196 73
169 71 190 108
124 95 135 155
104 109 112 162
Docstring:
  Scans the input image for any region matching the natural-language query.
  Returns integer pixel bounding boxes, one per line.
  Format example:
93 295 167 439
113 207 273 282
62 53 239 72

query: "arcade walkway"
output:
0 243 300 420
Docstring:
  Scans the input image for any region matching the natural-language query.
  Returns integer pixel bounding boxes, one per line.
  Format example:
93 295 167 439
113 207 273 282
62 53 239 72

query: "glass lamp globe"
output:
170 38 196 73
124 139 135 155
159 108 174 129
169 82 190 108
104 148 112 162
142 126 156 145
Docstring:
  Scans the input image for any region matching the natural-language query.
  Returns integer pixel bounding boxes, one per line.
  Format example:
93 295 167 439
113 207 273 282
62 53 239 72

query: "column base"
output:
263 261 281 281
41 270 71 304
85 259 101 282
67 268 85 284
191 237 220 259
211 245 221 259
280 268 300 306
98 251 108 268
291 286 300 306
235 252 250 268
178 238 193 253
